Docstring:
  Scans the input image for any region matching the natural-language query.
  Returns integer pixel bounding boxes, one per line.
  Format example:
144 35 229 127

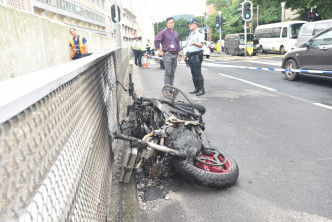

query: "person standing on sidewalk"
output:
131 37 138 66
154 17 182 89
146 39 152 55
184 18 205 96
136 36 144 67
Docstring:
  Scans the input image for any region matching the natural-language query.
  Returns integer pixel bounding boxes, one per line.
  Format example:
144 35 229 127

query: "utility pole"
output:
218 11 222 53
257 4 259 27
281 2 286 22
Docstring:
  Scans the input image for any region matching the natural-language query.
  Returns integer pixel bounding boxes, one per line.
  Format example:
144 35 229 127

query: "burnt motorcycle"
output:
113 74 239 188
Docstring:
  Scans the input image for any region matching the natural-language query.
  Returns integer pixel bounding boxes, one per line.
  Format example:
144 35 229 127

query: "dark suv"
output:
282 27 332 81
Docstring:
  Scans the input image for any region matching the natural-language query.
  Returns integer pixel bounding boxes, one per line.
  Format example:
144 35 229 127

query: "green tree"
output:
174 19 191 41
282 0 332 20
207 0 243 42
258 2 281 24
154 19 191 41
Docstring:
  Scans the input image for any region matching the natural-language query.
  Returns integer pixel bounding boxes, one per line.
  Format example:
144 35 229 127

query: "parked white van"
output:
297 19 332 47
255 21 307 54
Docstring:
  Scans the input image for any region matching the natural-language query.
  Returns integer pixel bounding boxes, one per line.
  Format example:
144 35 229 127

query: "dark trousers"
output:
137 50 143 67
133 49 138 65
188 55 203 78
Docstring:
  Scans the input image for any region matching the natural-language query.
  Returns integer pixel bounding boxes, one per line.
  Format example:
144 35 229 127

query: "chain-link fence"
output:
0 48 129 221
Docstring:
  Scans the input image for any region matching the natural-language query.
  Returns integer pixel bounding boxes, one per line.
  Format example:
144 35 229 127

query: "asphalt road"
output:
132 53 332 222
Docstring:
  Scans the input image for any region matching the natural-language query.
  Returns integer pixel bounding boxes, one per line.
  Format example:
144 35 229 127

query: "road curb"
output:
108 62 141 222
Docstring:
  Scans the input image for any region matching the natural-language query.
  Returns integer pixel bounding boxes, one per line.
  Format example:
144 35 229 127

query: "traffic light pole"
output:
244 20 247 58
219 26 222 53
114 0 122 48
218 11 222 54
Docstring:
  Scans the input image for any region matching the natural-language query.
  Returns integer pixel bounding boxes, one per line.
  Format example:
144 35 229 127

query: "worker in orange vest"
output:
69 28 88 60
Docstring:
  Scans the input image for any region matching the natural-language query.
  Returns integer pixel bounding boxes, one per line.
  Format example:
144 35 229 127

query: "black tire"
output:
258 46 263 53
284 59 299 81
280 46 286 55
175 103 206 115
206 55 210 59
172 148 239 188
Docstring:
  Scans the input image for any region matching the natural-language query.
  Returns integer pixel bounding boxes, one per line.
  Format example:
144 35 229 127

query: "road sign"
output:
218 30 222 33
247 41 253 56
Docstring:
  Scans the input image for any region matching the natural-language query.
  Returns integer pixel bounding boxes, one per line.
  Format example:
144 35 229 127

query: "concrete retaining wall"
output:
0 4 116 81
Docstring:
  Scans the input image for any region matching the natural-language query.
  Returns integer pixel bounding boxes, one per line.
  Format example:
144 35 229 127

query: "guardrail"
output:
0 48 129 221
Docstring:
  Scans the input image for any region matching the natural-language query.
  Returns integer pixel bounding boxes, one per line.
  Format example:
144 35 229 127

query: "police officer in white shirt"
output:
184 18 205 96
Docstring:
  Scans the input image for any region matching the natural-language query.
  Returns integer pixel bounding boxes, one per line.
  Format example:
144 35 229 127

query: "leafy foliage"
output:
206 0 332 42
154 18 191 41
283 0 332 20
259 2 281 24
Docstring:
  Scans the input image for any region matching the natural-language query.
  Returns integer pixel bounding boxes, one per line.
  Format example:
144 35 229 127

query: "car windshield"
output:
239 34 258 41
238 34 259 45
312 29 332 46
289 23 304 39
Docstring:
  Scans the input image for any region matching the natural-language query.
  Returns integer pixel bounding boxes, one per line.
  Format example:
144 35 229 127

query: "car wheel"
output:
280 46 286 55
206 55 210 59
258 46 263 53
285 59 299 81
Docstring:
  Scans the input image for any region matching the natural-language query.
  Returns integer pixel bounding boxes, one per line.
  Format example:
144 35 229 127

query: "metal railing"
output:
0 48 129 221
33 0 105 25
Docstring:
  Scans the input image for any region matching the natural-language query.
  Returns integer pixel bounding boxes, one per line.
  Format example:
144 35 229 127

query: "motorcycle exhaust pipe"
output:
113 131 183 157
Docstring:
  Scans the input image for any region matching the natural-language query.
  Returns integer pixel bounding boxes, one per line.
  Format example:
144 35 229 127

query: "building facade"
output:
1 0 142 46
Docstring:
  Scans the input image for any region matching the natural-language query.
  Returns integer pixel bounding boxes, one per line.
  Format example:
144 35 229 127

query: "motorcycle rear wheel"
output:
172 148 239 188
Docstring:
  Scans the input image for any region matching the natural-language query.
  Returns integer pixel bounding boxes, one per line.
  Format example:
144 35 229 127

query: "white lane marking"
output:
202 68 208 71
217 73 332 110
313 103 332 110
236 60 281 66
219 73 277 91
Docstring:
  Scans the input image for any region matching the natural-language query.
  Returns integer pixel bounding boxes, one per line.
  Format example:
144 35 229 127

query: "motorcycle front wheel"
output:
172 148 239 188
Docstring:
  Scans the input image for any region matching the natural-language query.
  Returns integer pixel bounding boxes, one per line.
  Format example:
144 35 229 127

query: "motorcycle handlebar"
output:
113 131 183 157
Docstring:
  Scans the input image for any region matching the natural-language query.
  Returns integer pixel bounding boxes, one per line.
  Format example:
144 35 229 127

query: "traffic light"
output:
242 1 253 21
307 10 316 22
111 4 121 23
216 16 220 28
216 15 226 28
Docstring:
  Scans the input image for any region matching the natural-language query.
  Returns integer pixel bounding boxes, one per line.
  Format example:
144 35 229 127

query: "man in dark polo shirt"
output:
154 17 182 91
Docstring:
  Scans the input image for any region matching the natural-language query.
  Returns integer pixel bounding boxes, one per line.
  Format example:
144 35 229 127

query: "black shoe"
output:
196 89 205 96
190 78 199 94
196 78 205 96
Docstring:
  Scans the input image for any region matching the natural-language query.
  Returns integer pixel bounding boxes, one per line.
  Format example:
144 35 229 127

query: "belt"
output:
187 51 201 56
165 51 178 55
